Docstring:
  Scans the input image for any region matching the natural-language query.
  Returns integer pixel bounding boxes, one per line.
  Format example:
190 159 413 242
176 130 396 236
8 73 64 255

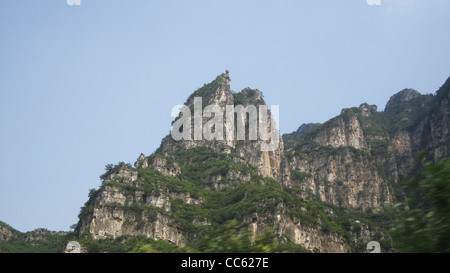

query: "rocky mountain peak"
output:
185 71 233 108
237 88 265 105
214 70 231 91
163 72 288 181
104 162 138 184
385 88 421 110
134 153 148 168
358 103 378 117
0 222 17 241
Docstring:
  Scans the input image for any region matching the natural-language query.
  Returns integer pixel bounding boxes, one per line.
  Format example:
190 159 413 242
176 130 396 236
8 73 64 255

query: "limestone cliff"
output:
74 73 450 253
285 106 394 212
159 71 289 184
284 77 450 214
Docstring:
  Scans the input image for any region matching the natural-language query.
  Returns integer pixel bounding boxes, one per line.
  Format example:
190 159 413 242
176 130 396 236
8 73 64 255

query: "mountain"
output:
2 72 448 253
71 72 449 253
0 221 67 253
283 123 320 146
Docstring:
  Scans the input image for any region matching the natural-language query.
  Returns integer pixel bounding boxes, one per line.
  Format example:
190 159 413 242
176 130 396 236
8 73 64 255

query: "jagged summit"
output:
358 103 378 117
186 71 232 106
385 88 422 111
163 71 287 181
184 71 267 109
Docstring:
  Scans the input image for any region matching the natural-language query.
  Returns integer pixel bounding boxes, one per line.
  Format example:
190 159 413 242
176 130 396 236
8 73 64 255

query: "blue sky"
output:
0 0 449 232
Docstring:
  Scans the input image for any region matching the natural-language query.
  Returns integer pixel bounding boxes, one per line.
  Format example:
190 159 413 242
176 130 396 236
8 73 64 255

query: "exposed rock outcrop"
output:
161 72 289 184
0 223 16 241
74 73 450 253
104 162 138 184
385 88 421 110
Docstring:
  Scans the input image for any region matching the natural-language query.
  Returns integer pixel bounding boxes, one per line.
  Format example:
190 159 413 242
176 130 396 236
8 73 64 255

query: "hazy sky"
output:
0 0 449 232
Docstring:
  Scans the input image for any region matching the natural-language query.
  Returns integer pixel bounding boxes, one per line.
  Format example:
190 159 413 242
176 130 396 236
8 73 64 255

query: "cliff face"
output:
76 159 352 252
76 72 301 248
285 106 393 212
284 78 450 214
427 79 450 160
159 72 289 184
74 73 450 253
76 163 186 244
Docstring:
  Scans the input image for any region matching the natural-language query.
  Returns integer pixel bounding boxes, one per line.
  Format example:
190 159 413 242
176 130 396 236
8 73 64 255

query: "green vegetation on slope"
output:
74 146 399 252
66 219 310 253
393 157 450 253
187 77 222 103
0 226 67 253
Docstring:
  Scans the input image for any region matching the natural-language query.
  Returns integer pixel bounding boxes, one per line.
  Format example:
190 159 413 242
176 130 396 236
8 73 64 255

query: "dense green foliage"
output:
233 92 249 106
393 158 450 252
291 170 312 181
68 220 310 253
194 219 309 253
383 95 434 133
71 233 183 253
77 188 98 222
233 89 265 106
283 123 320 149
0 224 67 253
99 163 114 181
